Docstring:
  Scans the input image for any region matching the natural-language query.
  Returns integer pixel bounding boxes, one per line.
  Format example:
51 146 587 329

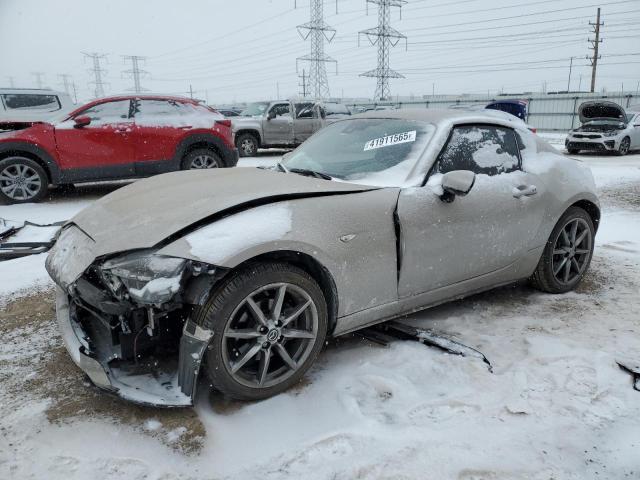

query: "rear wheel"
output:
530 206 595 293
196 262 328 400
0 156 49 204
236 133 259 157
181 148 222 170
617 137 631 156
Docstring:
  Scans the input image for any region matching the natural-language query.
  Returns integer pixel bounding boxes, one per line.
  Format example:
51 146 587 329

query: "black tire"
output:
235 132 259 157
195 262 328 401
616 137 631 156
0 156 49 204
567 149 580 155
530 206 595 293
180 148 223 170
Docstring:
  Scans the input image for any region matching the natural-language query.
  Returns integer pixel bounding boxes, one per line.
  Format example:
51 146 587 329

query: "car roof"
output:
90 94 199 104
0 88 69 96
352 107 525 127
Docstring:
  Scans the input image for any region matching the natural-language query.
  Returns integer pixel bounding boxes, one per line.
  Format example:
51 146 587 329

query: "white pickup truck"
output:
231 100 349 157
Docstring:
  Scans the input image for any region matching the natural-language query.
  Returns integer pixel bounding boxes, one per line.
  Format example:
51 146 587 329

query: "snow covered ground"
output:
1 145 640 479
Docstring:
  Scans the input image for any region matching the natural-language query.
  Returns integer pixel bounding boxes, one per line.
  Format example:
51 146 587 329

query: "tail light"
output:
215 119 232 128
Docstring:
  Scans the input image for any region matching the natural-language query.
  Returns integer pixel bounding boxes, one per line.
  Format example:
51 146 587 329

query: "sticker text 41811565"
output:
363 130 417 151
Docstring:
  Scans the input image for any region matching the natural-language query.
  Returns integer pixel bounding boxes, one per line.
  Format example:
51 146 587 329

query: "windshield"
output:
325 103 350 115
283 118 435 187
240 102 269 116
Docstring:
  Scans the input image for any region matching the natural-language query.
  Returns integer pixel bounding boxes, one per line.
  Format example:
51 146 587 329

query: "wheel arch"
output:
235 129 261 146
570 199 601 232
174 134 230 167
0 142 61 184
230 250 339 335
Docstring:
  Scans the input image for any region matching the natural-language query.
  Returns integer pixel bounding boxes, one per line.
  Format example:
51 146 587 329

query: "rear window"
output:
2 94 61 111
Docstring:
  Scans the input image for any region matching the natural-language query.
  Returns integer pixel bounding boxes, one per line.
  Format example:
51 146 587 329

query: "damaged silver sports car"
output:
46 109 600 406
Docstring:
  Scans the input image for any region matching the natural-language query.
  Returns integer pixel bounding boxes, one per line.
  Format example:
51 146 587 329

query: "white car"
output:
566 101 640 156
0 88 74 129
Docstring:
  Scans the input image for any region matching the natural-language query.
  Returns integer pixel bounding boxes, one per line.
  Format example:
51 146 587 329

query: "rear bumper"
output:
55 287 211 407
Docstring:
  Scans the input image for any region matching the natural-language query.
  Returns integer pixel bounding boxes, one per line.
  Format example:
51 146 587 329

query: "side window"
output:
1 94 61 111
295 102 316 119
433 125 521 176
77 100 131 125
269 103 291 118
133 99 181 119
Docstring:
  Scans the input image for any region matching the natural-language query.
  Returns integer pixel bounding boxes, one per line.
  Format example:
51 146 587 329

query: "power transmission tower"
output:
6 76 15 88
83 52 108 98
122 55 149 93
296 0 337 99
58 74 73 96
31 72 45 89
359 0 407 101
587 7 603 93
299 69 308 97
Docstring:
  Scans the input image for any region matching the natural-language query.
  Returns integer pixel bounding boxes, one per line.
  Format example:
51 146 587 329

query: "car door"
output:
293 102 319 143
629 114 640 148
263 102 294 145
130 99 187 170
397 124 547 298
54 99 135 175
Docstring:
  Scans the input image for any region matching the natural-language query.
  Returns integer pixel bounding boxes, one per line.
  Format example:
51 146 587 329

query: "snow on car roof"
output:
353 108 525 128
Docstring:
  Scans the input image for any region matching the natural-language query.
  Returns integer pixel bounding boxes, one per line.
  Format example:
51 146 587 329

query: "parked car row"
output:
0 94 237 203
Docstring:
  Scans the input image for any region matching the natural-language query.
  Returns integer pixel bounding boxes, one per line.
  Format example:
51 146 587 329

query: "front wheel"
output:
0 156 49 204
617 137 631 156
236 133 259 157
530 206 595 293
196 262 328 400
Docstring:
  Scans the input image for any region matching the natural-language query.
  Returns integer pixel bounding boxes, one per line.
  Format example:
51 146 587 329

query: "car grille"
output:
567 141 605 150
573 134 602 139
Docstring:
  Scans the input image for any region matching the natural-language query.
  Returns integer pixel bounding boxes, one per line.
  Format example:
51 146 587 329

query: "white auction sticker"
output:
364 130 417 151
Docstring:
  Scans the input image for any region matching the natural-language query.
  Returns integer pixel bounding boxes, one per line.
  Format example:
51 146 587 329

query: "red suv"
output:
0 95 238 203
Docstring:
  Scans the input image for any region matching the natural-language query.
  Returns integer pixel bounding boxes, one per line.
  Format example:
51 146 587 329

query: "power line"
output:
359 0 408 101
82 52 108 99
122 55 149 93
296 0 337 98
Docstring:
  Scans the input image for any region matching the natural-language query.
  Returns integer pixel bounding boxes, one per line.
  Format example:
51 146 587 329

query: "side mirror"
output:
73 115 91 128
440 170 476 203
267 110 276 120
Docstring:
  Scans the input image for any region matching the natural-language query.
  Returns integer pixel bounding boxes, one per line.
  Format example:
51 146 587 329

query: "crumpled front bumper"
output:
566 135 620 152
55 287 212 407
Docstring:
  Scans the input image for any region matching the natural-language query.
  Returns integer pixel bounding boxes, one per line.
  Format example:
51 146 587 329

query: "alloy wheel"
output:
189 154 220 169
619 138 630 155
221 282 318 388
240 138 256 156
551 217 592 285
0 163 42 201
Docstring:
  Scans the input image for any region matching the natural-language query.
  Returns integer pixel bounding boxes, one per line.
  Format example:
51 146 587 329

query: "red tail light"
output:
215 119 232 128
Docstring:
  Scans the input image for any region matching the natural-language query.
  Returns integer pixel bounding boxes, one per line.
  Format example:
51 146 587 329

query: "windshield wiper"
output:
289 168 333 180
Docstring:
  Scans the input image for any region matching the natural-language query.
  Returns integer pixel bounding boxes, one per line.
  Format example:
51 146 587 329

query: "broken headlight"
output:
99 250 187 305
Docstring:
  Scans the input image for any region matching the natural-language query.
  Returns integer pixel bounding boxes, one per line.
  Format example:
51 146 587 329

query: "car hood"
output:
579 101 627 124
70 167 377 257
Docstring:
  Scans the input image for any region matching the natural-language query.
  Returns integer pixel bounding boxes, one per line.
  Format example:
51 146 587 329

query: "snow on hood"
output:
69 168 376 257
578 101 627 124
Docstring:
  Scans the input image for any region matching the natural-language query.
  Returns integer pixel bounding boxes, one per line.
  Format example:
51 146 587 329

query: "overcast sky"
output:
1 0 639 104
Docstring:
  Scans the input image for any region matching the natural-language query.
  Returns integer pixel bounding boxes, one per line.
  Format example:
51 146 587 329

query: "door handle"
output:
513 184 538 198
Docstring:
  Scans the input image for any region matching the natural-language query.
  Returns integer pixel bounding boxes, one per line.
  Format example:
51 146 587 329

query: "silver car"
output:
46 109 599 406
566 100 640 155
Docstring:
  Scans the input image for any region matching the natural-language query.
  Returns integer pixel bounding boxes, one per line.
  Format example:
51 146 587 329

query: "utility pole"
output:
359 0 408 101
122 55 148 93
567 57 573 92
83 52 108 98
71 83 78 103
296 0 337 99
31 72 45 89
6 76 15 88
189 84 194 99
587 8 603 93
276 82 280 99
58 74 73 96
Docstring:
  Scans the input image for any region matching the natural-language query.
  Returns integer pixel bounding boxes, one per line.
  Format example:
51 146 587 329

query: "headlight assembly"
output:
99 250 187 304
